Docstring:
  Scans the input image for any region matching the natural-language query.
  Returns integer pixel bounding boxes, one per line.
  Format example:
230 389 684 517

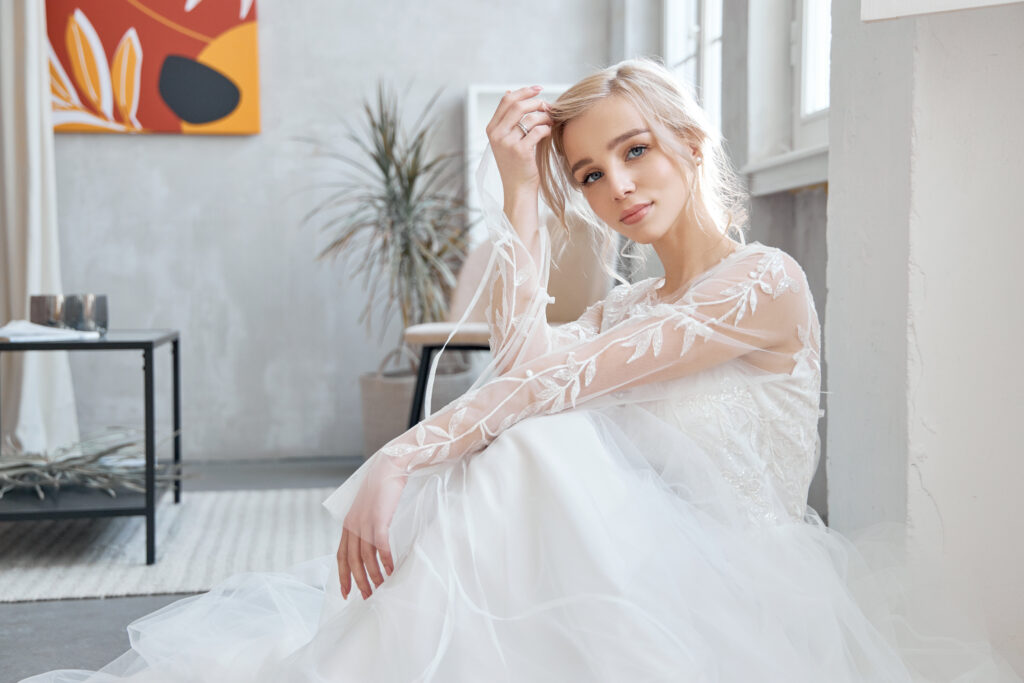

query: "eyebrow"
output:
569 128 650 176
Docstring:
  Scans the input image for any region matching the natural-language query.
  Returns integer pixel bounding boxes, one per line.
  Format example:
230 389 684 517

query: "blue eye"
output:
626 144 647 159
579 144 646 186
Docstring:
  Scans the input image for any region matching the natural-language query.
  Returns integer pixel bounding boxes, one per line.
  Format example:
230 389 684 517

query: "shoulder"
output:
724 243 809 298
684 243 813 333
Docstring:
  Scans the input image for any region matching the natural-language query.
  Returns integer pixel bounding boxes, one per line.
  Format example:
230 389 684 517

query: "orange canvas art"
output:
46 0 260 134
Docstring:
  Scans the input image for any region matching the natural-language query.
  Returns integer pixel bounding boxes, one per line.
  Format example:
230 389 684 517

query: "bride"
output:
24 59 1019 682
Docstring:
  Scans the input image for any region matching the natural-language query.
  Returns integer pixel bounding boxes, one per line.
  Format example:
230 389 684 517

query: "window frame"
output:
792 0 830 151
741 0 830 196
662 0 723 133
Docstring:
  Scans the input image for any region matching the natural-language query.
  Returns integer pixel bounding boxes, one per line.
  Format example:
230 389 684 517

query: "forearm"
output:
378 376 533 475
502 188 542 257
488 188 554 368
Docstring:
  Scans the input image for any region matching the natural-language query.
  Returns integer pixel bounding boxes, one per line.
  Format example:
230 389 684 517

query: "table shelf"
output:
0 329 182 564
0 482 173 519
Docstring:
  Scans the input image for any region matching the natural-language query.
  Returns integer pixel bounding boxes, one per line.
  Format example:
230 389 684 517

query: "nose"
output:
607 168 635 201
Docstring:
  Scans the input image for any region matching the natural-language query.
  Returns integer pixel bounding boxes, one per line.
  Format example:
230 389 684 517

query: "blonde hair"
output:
537 58 748 279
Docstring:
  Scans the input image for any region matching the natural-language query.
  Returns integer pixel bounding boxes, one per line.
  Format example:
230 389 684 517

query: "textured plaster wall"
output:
828 0 1024 667
54 0 610 461
906 4 1024 664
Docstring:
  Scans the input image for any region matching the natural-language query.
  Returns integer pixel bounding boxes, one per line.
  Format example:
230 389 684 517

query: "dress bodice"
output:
632 361 820 523
590 264 823 523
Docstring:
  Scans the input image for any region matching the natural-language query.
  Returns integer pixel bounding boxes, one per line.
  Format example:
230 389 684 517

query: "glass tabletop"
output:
0 329 179 350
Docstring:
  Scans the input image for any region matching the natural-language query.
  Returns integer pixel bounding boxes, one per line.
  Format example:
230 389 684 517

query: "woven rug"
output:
0 487 340 603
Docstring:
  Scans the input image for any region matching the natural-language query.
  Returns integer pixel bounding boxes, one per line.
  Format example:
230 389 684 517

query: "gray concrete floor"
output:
1 457 361 682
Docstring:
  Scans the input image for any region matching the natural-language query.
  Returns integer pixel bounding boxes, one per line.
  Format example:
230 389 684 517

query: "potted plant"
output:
301 83 476 457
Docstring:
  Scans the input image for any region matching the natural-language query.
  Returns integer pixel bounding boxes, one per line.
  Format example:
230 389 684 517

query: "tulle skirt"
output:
20 406 1020 682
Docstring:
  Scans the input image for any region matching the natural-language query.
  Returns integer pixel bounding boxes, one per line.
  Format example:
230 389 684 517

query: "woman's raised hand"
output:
486 86 553 197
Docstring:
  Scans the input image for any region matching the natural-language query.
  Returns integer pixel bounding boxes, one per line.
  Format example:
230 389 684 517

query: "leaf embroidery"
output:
449 407 467 433
425 425 450 439
623 326 658 363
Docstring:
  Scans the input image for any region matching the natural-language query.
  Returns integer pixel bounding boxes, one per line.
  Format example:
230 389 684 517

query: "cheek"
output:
650 156 687 187
581 189 612 221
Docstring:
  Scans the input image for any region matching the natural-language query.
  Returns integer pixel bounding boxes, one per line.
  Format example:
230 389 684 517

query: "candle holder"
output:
29 294 108 335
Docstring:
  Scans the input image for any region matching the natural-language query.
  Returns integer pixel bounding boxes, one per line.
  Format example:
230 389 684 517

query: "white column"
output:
826 0 915 531
827 0 1024 667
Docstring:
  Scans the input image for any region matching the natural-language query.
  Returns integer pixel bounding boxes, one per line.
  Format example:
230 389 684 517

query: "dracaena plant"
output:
301 84 471 342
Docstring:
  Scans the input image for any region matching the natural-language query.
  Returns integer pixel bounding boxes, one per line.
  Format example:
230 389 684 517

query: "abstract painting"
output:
46 0 260 134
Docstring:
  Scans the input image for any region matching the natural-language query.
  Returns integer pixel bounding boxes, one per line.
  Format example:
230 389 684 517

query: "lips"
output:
619 202 652 225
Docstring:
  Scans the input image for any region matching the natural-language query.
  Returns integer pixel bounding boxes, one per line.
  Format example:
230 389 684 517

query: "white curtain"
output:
0 0 81 455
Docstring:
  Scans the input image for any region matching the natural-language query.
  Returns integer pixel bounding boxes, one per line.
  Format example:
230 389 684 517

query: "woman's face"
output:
561 95 695 245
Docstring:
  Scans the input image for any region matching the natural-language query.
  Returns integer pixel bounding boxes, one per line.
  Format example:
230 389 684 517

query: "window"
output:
800 0 831 116
663 0 723 132
792 0 830 150
743 0 831 194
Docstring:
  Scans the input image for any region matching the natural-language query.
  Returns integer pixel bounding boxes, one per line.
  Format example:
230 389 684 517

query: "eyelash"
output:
580 145 648 186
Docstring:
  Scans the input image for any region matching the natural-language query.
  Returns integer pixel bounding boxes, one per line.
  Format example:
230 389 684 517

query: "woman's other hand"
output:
486 85 553 199
337 455 408 600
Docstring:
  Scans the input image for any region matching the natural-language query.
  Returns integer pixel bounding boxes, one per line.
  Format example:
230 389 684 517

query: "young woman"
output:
24 59 1018 683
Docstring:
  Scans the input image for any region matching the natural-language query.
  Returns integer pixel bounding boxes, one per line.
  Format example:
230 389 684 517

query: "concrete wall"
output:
828 0 1024 666
906 4 1024 663
54 0 610 461
826 0 915 531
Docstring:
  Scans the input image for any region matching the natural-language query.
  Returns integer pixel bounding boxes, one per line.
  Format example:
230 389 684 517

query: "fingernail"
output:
532 85 542 90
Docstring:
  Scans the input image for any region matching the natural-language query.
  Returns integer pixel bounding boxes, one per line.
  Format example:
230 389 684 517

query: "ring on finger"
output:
516 114 531 138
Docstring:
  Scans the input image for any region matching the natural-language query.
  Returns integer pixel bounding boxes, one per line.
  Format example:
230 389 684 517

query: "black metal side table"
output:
0 329 181 565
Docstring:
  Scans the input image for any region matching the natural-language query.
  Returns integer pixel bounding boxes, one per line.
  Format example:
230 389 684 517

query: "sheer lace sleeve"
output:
380 247 815 475
485 206 606 374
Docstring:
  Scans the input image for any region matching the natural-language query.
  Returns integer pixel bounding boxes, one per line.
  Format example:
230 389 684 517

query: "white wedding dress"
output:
22 154 1020 682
